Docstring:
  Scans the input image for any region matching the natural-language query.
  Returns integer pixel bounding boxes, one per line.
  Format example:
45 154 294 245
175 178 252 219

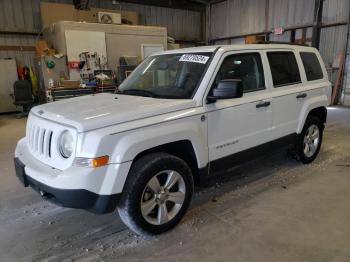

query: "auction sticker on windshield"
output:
179 54 209 64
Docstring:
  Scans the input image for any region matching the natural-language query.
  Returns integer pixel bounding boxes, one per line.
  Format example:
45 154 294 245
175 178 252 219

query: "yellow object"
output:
29 66 38 95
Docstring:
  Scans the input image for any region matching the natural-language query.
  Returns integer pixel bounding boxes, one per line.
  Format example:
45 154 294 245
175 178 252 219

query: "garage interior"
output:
0 0 350 261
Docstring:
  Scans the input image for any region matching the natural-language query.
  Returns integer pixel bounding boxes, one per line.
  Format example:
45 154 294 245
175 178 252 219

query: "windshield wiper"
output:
117 89 156 98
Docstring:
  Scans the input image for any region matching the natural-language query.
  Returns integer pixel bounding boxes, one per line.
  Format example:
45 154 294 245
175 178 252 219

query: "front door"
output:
205 51 273 172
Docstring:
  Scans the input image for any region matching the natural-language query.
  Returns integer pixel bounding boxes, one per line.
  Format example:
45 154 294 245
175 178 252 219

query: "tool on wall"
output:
79 52 91 70
77 51 108 81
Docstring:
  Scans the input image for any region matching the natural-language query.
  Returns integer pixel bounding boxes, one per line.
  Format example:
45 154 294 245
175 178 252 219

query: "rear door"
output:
298 50 330 109
205 51 273 170
265 50 304 139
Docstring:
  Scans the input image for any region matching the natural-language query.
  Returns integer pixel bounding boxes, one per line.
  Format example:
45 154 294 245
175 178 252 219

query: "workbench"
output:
50 86 116 101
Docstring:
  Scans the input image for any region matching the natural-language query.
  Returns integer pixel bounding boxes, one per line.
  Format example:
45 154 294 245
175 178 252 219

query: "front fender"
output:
110 115 208 168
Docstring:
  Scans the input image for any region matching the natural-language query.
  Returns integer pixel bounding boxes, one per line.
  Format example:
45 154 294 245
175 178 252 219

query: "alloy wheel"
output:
140 170 186 225
303 124 320 158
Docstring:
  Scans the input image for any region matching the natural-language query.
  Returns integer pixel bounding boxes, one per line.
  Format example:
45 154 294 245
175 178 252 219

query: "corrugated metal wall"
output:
99 1 202 41
343 23 350 105
0 0 41 32
268 0 315 28
0 34 37 66
319 0 350 66
322 0 349 24
209 0 350 103
209 0 315 41
319 0 349 102
210 0 266 39
0 0 202 66
319 25 348 67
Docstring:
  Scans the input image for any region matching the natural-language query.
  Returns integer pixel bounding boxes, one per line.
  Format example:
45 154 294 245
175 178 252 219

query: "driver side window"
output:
212 53 265 94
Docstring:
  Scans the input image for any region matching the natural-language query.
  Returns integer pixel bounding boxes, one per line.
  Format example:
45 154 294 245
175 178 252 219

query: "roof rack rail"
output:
255 41 309 47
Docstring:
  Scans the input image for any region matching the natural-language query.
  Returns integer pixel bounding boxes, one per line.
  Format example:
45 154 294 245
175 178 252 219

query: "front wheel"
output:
296 116 324 164
117 153 194 236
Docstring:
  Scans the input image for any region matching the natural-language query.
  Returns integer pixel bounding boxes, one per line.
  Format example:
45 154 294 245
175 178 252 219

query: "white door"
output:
264 50 304 138
205 51 273 165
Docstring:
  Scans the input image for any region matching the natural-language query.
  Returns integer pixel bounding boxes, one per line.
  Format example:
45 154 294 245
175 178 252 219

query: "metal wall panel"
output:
319 25 348 66
268 0 315 29
210 0 266 39
0 0 41 32
98 1 202 40
322 0 350 24
209 0 315 40
342 21 350 105
0 34 37 66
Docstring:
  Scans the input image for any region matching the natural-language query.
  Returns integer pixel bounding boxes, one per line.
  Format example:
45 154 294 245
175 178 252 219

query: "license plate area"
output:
14 158 28 187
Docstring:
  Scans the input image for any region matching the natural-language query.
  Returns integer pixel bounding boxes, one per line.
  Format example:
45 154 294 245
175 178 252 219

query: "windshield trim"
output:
190 47 220 99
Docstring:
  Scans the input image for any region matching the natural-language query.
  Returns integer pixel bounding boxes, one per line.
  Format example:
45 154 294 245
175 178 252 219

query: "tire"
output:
117 152 194 236
296 116 324 164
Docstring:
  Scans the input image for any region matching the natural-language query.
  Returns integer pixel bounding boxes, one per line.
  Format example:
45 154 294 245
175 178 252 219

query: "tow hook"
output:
39 190 50 199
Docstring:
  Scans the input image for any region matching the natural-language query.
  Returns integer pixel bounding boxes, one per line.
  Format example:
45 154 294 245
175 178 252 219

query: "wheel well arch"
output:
132 140 200 185
308 106 327 124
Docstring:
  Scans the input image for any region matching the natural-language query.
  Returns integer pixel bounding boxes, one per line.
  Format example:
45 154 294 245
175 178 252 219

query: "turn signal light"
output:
91 156 109 168
74 155 109 168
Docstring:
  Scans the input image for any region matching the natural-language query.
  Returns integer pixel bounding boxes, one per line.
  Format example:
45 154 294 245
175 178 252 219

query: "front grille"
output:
27 124 53 158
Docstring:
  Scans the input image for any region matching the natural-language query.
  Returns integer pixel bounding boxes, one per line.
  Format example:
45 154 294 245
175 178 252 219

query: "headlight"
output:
59 131 74 158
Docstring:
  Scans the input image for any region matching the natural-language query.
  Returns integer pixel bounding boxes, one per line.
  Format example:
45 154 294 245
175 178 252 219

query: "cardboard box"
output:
62 80 80 88
167 43 180 50
35 40 56 56
245 35 265 44
40 2 139 29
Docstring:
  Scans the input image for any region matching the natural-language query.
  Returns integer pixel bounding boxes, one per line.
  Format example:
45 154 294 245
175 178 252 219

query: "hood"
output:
31 93 196 132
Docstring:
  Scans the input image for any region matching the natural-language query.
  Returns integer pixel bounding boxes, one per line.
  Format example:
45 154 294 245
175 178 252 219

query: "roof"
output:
158 44 317 56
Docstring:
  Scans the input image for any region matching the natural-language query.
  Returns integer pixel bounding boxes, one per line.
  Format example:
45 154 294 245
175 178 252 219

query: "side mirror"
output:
207 79 243 103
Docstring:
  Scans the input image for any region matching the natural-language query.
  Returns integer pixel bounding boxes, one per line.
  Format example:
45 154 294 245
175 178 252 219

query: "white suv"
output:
15 44 331 235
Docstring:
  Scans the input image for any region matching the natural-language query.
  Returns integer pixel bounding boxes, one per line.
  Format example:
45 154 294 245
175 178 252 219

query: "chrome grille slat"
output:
30 124 35 148
30 125 34 149
27 123 52 159
34 126 40 152
43 130 52 158
39 128 45 154
48 131 53 158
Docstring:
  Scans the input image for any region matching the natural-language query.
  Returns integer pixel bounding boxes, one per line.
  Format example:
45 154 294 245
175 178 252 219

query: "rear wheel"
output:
117 153 194 236
296 116 324 164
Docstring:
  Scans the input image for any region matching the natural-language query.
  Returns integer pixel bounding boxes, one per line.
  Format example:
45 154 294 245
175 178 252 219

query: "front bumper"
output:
14 138 132 214
15 158 120 213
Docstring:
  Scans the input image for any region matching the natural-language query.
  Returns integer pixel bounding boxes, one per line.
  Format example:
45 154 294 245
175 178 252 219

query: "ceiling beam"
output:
0 45 36 52
116 0 206 12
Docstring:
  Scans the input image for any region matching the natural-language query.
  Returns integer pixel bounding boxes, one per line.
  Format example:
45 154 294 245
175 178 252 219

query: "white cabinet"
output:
0 59 18 113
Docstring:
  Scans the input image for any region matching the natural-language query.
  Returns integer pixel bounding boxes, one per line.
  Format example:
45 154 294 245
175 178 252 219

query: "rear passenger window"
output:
213 53 265 93
267 52 301 87
300 52 323 81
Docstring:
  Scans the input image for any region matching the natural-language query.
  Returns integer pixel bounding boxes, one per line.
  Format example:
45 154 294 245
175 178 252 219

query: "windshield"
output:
118 52 212 99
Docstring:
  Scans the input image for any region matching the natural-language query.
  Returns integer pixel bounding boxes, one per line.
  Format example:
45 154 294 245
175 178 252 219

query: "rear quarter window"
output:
300 52 324 81
267 52 301 87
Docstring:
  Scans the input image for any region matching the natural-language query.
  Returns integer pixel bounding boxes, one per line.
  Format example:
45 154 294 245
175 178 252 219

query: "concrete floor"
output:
0 107 350 262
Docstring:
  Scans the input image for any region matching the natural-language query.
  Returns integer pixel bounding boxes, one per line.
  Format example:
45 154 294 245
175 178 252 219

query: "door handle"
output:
296 93 307 99
256 101 271 108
